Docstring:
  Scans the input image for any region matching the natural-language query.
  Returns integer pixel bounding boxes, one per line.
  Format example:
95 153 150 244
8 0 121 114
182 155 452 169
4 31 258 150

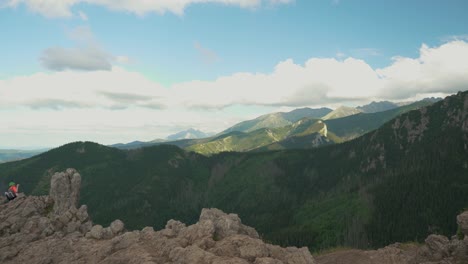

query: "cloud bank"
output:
1 0 294 17
1 40 467 146
2 41 468 111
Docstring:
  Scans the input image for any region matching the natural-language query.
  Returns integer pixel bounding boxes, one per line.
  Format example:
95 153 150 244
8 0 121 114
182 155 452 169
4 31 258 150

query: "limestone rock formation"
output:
0 168 315 264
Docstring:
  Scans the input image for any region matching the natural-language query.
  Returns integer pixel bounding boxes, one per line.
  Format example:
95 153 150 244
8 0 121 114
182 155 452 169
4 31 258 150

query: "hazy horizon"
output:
1 0 468 148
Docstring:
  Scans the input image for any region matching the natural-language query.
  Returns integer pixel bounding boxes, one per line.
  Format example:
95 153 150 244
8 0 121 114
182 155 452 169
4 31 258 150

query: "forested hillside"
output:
0 91 467 251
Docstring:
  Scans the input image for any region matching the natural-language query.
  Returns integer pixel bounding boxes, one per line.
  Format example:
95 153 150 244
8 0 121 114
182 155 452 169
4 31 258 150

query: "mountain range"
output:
221 107 333 134
0 91 465 252
111 99 440 155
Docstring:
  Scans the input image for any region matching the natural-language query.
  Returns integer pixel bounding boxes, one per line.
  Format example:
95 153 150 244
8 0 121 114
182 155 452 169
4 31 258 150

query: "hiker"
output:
5 182 19 201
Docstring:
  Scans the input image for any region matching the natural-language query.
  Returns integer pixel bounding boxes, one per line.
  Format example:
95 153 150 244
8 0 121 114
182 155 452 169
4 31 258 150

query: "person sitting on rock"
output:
5 182 19 201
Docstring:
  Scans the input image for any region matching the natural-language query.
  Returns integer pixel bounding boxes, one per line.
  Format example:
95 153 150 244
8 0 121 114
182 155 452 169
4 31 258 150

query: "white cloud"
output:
171 57 382 109
1 40 468 147
172 41 468 109
4 40 468 110
41 26 128 71
0 67 168 110
115 56 131 64
4 41 468 110
377 41 468 99
2 0 294 18
41 46 113 71
441 34 468 42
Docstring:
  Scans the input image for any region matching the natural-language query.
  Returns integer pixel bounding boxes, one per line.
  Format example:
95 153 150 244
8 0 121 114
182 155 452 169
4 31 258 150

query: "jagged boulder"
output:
199 208 260 240
422 235 450 260
49 168 81 215
456 211 468 237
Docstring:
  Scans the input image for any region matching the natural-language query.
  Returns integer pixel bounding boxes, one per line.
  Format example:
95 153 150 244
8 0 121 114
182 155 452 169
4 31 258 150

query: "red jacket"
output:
9 185 18 194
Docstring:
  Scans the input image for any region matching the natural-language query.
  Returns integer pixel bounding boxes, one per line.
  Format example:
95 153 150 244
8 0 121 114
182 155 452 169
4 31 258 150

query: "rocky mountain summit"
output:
0 169 315 264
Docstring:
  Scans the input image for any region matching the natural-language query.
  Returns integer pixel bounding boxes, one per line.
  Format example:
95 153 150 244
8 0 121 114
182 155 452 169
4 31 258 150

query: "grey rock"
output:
110 219 125 235
255 258 284 264
76 205 89 222
102 227 114 239
49 168 81 215
457 211 468 237
89 225 104 239
65 221 81 234
79 220 93 234
199 208 259 240
425 235 450 260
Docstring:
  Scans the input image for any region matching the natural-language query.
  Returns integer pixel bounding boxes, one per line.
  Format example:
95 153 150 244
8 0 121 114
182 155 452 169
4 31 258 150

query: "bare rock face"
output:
456 211 468 237
49 168 81 215
199 208 260 240
422 235 450 260
0 169 316 264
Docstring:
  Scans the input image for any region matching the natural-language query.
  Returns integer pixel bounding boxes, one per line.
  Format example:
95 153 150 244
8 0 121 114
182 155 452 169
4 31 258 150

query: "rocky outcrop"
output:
316 212 468 264
0 169 315 264
49 168 81 215
456 211 468 237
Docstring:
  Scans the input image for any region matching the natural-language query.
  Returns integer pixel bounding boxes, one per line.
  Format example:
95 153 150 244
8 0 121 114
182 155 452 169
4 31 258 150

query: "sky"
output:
1 0 468 149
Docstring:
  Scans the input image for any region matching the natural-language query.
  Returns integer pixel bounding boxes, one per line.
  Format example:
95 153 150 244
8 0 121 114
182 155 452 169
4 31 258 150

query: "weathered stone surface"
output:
76 205 89 222
89 224 104 239
255 257 284 264
424 235 450 260
49 168 81 215
200 208 260 240
110 219 125 235
0 169 317 264
457 211 468 236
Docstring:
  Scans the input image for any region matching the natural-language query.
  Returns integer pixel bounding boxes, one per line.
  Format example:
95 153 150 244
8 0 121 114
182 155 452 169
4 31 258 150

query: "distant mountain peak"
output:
222 107 332 134
322 106 362 120
357 101 399 113
166 128 209 140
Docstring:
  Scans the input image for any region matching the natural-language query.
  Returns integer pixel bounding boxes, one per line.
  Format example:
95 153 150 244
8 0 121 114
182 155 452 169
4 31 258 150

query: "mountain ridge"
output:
1 91 466 251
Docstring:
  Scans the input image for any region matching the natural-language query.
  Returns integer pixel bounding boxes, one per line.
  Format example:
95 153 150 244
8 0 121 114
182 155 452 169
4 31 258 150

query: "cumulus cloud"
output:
0 67 168 110
377 41 468 99
172 41 468 109
40 26 128 71
2 0 294 18
171 57 382 109
41 46 112 71
1 40 468 147
3 40 468 111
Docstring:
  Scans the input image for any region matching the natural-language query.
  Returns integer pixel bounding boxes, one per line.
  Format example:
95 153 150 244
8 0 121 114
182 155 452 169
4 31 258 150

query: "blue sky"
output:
1 0 468 148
